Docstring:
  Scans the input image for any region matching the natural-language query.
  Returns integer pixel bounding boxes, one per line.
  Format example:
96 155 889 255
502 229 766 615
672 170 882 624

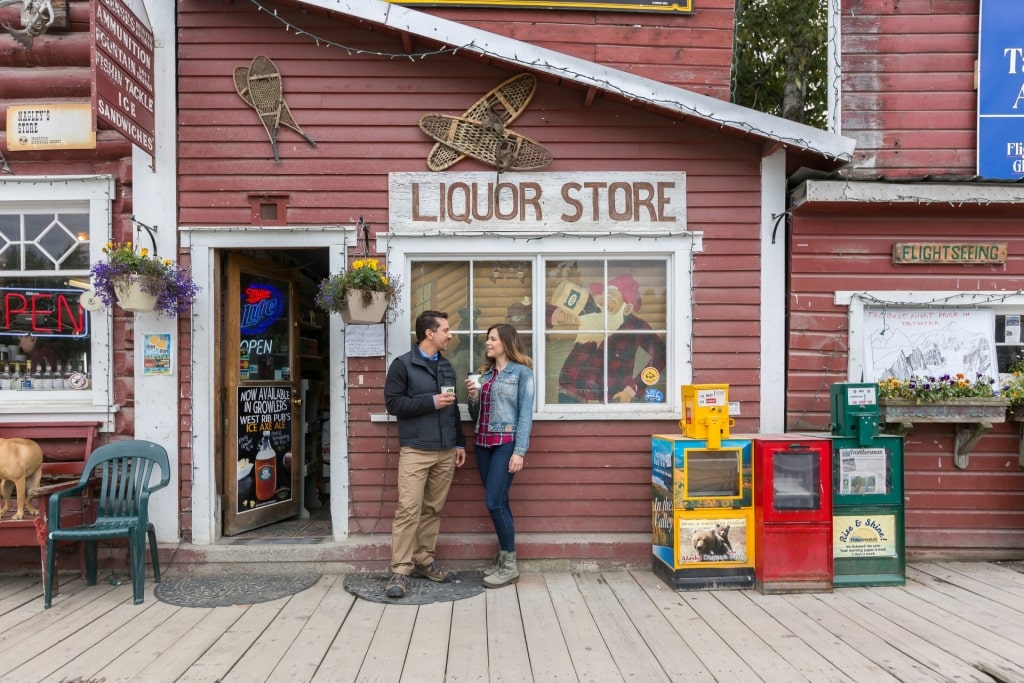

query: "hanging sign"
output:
90 0 156 156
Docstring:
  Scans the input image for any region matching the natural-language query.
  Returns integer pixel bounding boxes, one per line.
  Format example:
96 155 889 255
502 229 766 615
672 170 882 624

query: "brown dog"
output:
0 438 44 520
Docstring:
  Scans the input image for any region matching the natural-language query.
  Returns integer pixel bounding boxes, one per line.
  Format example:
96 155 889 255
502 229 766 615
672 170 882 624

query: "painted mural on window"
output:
406 258 668 407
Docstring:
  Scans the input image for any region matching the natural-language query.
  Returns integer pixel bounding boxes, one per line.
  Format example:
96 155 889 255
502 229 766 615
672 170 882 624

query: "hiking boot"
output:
483 551 519 588
385 572 410 598
415 560 455 583
482 551 501 577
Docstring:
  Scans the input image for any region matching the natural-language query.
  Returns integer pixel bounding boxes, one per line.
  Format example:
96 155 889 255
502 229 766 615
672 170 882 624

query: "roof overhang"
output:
287 0 855 172
792 179 1024 209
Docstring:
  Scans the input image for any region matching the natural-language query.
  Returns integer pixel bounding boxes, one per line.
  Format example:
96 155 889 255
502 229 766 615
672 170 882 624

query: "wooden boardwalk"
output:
1 562 1024 682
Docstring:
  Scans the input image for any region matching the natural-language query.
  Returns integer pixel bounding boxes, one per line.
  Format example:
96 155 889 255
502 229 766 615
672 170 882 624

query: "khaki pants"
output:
390 446 456 574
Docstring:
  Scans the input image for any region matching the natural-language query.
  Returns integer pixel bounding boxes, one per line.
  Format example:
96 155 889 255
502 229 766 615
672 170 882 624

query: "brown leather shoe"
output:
385 572 410 598
415 560 455 583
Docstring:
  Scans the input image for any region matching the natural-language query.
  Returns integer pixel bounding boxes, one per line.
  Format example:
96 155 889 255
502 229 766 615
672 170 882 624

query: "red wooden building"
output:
6 0 1022 571
788 0 1024 557
170 0 852 566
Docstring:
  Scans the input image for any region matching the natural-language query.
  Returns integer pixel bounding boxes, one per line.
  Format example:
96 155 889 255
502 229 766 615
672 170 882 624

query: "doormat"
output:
155 573 321 608
343 571 485 605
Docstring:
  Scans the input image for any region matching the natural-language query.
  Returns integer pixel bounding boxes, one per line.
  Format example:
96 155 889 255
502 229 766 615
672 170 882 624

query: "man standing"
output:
383 310 467 598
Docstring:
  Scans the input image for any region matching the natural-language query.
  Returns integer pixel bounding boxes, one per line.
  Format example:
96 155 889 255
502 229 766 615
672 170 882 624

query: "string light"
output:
246 0 851 161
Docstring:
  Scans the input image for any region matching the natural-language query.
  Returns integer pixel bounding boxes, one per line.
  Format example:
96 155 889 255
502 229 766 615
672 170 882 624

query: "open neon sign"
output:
0 287 89 338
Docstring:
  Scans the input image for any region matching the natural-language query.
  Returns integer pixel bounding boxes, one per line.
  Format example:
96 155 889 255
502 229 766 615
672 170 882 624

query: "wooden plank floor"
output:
2 562 1024 682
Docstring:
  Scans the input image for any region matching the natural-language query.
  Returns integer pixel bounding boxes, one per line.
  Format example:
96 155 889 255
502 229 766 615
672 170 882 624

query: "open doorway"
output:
218 248 333 543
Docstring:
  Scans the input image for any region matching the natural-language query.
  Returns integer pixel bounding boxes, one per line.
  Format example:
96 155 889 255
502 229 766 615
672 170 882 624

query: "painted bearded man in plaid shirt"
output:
556 273 666 404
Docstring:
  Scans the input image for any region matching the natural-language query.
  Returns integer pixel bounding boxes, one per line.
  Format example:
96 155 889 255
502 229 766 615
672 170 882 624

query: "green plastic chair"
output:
45 440 169 608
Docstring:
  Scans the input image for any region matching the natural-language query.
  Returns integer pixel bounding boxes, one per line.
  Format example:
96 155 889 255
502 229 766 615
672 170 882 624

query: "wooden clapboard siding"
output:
839 0 980 177
788 205 1024 556
178 1 764 550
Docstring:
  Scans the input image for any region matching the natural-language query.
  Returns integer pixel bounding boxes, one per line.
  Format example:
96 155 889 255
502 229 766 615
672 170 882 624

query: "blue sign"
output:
240 283 285 335
977 0 1024 179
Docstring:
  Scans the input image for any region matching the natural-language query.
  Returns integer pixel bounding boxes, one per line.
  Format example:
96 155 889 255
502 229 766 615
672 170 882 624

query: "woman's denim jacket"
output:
468 361 535 457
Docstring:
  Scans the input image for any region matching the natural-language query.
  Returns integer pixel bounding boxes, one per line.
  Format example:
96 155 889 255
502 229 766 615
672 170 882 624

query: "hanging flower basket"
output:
113 275 158 313
341 290 389 325
315 258 402 325
90 242 200 318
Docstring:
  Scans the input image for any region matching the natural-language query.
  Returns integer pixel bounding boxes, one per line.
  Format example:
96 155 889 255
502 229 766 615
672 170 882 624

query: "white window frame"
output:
383 233 701 420
0 176 115 427
838 290 1024 382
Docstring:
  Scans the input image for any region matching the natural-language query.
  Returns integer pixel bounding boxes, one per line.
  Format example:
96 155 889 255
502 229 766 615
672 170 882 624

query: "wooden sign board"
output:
892 243 1007 265
6 104 96 151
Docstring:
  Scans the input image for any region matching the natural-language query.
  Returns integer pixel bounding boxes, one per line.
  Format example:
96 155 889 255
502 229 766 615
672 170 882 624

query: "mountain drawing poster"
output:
862 308 996 382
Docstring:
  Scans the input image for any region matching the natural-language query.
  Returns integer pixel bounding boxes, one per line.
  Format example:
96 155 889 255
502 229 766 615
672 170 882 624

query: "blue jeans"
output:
475 441 517 552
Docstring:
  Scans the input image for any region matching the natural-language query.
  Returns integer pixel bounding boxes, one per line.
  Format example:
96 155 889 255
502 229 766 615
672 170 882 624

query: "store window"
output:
0 210 91 376
995 314 1024 373
0 176 113 416
396 237 690 416
838 291 1024 384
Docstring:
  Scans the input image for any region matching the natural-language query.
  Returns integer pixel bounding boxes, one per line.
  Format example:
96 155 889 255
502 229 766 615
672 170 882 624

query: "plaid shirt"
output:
558 315 665 402
475 374 515 448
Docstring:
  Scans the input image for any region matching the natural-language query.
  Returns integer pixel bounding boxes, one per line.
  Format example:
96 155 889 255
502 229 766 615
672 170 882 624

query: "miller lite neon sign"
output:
240 284 285 335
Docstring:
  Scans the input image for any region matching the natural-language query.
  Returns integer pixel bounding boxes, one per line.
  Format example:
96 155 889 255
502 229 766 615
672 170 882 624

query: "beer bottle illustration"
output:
255 430 277 501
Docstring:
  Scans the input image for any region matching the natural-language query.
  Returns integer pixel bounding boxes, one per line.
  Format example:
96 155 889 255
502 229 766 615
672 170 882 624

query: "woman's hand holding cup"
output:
466 373 481 400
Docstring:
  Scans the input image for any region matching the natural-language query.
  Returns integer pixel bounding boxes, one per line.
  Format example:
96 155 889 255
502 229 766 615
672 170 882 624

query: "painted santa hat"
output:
589 273 641 312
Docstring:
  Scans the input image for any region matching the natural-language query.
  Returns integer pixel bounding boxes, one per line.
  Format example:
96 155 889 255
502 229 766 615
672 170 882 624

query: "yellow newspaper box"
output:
680 384 733 448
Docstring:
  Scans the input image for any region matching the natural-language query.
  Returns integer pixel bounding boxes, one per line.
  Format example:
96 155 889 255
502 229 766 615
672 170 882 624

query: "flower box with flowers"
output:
90 242 199 318
315 258 402 325
877 373 1008 468
1002 357 1024 422
877 373 1008 422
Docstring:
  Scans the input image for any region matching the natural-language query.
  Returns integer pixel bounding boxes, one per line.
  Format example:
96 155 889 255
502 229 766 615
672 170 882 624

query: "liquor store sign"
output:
90 0 155 156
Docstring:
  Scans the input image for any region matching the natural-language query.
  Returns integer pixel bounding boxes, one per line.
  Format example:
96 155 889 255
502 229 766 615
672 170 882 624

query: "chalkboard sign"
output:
236 384 293 512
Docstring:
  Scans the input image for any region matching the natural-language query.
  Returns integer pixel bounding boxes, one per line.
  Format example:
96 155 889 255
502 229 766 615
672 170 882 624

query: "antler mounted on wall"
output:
0 0 59 50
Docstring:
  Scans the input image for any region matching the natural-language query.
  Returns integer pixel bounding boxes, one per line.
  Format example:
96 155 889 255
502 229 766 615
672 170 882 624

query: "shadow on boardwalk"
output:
1 561 1024 682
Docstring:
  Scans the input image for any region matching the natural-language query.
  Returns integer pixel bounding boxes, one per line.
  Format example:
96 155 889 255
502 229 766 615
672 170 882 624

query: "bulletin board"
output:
862 308 997 382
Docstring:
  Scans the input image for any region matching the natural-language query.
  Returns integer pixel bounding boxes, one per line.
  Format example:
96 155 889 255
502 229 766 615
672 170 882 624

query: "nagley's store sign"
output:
388 172 687 233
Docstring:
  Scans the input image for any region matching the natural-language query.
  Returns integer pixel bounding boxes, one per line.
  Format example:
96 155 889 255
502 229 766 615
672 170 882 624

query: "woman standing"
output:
466 323 535 588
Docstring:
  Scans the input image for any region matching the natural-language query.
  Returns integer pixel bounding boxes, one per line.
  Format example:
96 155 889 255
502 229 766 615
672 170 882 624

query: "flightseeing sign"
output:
90 0 155 157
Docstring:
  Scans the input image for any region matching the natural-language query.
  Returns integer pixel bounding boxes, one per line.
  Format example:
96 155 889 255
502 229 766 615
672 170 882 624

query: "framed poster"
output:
862 308 997 382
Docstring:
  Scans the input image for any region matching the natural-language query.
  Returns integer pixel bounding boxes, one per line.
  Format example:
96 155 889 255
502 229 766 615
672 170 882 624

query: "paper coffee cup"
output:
467 373 482 389
441 385 455 394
